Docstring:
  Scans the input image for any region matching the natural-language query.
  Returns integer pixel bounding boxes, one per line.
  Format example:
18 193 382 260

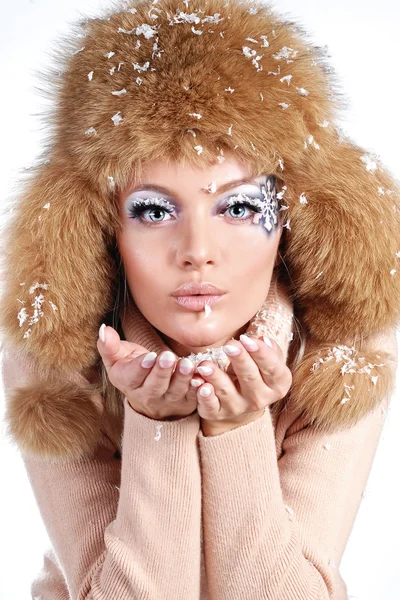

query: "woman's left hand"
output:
193 334 292 436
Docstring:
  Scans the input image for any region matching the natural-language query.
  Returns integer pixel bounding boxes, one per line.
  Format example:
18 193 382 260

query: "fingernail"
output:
99 323 106 343
199 386 212 397
197 365 214 376
141 352 157 368
223 344 241 356
178 358 194 375
159 350 175 369
239 334 258 352
263 335 274 349
191 378 204 387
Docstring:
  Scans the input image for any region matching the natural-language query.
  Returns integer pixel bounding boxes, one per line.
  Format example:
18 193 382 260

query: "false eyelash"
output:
225 193 264 213
128 197 175 219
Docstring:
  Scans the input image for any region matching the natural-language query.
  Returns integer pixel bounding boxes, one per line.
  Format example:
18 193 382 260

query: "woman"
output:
0 0 399 598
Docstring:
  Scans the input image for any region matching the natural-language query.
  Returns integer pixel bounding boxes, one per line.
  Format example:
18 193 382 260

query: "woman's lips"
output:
173 294 225 311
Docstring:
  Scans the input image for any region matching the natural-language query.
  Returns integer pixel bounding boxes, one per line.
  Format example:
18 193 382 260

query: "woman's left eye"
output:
224 202 258 220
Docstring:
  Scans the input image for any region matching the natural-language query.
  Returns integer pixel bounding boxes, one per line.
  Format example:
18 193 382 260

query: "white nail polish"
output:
223 344 241 356
179 358 194 375
239 334 258 351
141 352 157 368
99 323 106 343
199 386 212 397
191 378 204 387
197 365 214 376
159 350 175 368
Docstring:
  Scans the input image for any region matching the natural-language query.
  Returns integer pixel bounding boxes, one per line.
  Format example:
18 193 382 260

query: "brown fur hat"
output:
1 0 399 460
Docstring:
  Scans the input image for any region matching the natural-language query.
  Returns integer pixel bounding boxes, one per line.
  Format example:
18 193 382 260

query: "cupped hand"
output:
191 334 292 436
97 325 198 420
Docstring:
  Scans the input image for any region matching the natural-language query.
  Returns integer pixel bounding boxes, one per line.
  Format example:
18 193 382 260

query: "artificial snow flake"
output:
299 192 308 204
276 185 287 201
204 182 217 193
316 271 323 279
108 176 115 191
242 46 263 71
296 87 309 96
85 127 97 135
185 129 197 137
227 124 233 135
390 269 397 275
88 71 94 81
110 66 116 75
246 37 258 43
280 74 292 85
189 112 202 119
201 13 224 24
396 251 400 258
154 422 163 441
225 87 235 93
18 282 53 339
111 111 123 125
304 135 320 150
248 7 258 15
268 65 281 76
360 154 378 173
73 46 85 55
279 102 290 109
136 77 143 85
204 304 212 319
273 46 298 61
319 120 330 127
194 145 203 154
278 158 284 170
104 51 115 59
191 26 203 35
260 35 269 47
283 218 291 231
260 92 264 101
378 187 385 195
133 61 150 72
111 88 127 95
119 24 158 38
371 375 379 385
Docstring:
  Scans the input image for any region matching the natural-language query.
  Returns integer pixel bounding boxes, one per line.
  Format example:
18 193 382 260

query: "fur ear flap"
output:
0 158 118 374
279 132 400 428
1 345 106 460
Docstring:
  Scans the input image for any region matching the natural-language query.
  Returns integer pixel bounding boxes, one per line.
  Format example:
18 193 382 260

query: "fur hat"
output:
1 0 399 460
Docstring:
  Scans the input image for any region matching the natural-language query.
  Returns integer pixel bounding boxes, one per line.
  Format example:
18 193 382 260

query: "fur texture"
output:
0 0 399 459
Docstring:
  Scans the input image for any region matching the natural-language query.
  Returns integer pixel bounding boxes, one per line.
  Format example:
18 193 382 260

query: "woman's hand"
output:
193 334 292 436
97 325 198 420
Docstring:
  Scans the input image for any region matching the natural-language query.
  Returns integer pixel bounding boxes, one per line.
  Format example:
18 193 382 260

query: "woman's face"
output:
117 156 282 357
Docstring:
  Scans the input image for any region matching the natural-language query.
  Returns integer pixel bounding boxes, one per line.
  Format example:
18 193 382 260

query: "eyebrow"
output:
129 177 260 196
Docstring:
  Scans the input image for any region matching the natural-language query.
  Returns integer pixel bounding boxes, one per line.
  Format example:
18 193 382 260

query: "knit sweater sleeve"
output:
197 396 390 600
21 397 202 600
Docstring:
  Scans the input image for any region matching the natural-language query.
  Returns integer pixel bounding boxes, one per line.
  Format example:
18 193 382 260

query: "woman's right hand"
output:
96 324 200 420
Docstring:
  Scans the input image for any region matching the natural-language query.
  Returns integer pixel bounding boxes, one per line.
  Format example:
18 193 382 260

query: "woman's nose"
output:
175 214 220 269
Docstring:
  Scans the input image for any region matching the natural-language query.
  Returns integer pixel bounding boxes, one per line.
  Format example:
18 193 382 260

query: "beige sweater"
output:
11 371 388 599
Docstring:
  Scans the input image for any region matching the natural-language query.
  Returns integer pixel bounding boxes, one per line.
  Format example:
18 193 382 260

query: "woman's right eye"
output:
128 199 176 224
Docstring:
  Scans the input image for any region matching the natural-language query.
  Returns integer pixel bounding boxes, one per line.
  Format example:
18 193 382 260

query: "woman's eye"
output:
225 203 253 219
128 202 175 224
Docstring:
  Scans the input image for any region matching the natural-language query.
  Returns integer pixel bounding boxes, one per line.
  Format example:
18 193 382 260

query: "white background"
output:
0 1 399 598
